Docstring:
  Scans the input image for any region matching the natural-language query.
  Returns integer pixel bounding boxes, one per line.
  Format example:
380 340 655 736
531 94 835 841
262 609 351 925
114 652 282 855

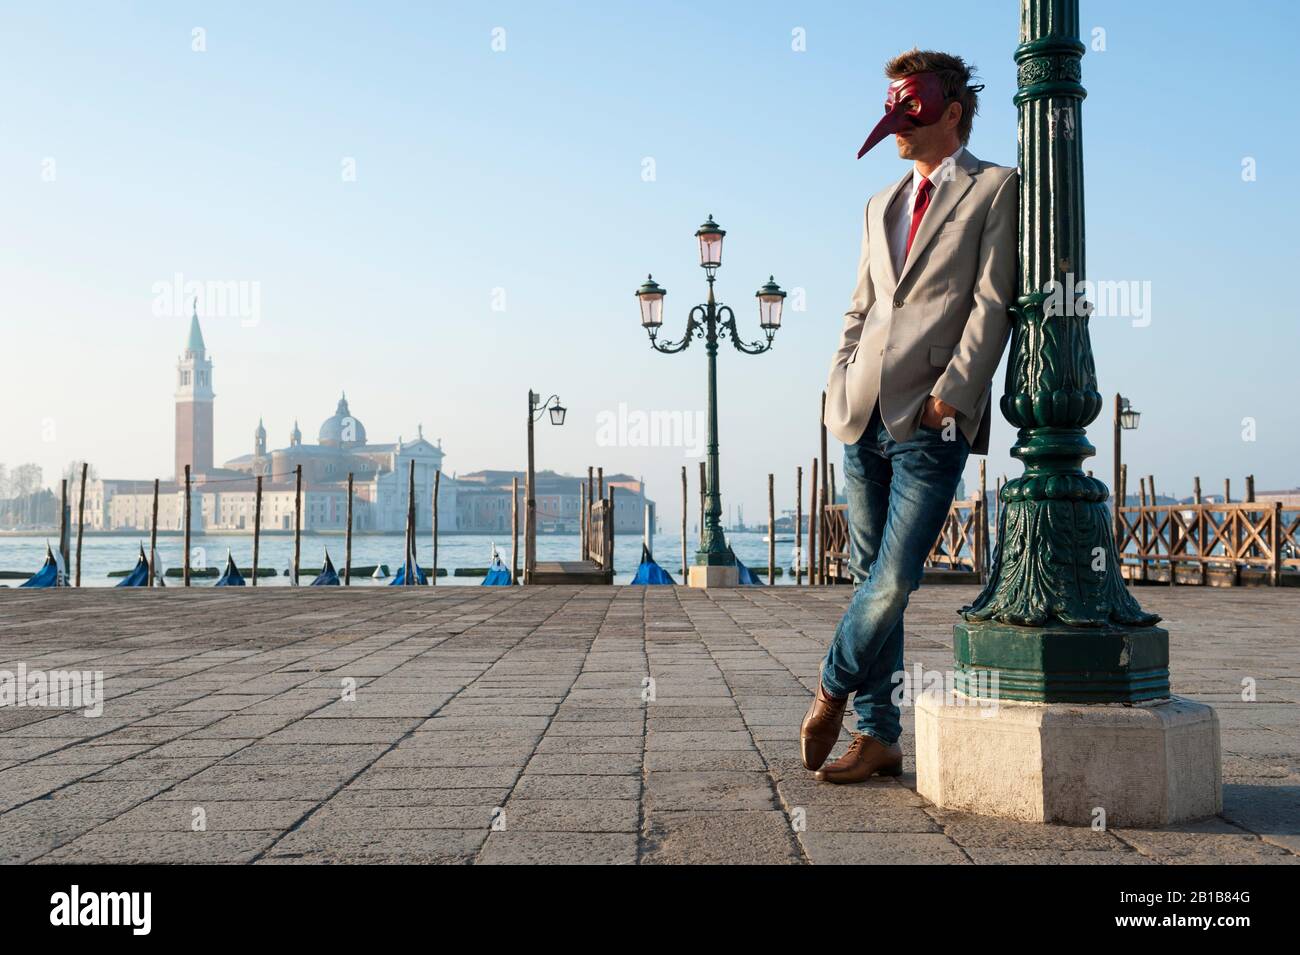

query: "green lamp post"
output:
636 216 787 586
955 0 1165 702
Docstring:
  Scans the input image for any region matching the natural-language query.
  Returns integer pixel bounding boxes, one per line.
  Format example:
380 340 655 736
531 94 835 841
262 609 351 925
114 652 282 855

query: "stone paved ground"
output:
0 585 1296 864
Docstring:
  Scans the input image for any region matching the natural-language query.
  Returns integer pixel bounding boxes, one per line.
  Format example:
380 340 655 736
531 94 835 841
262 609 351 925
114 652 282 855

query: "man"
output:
801 50 1017 783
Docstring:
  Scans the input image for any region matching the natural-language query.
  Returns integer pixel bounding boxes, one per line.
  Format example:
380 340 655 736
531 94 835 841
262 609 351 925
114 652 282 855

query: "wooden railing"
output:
1117 501 1298 585
822 497 987 583
588 499 614 571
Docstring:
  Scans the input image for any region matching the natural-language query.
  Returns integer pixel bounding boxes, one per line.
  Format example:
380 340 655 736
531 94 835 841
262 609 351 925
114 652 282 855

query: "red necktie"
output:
905 177 934 259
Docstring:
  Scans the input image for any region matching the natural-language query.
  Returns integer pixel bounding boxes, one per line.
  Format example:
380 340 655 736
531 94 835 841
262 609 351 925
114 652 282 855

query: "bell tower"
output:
175 300 215 479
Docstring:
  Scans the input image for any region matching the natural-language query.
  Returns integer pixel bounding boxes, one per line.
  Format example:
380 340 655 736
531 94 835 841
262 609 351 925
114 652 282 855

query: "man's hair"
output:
884 49 980 145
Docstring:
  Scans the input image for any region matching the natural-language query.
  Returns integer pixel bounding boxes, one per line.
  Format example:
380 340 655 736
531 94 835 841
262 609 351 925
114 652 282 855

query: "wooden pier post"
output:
293 464 303 586
1223 478 1231 504
767 473 775 586
829 463 837 508
74 462 87 587
343 472 353 586
511 476 520 585
608 485 616 573
1245 474 1255 503
183 464 192 587
597 467 605 501
820 392 829 584
148 478 159 587
680 466 688 579
1271 501 1282 587
1138 475 1147 583
586 467 594 560
1193 475 1202 504
432 469 440 586
795 466 803 586
252 474 263 587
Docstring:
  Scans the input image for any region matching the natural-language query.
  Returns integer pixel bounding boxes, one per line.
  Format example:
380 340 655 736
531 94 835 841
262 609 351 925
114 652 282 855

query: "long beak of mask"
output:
856 72 948 159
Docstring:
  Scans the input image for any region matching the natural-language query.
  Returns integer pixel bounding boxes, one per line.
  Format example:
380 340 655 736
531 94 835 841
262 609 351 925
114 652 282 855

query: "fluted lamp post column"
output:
636 215 787 587
914 0 1220 827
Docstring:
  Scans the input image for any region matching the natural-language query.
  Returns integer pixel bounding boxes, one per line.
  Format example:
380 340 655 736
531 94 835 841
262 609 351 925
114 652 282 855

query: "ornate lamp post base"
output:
954 621 1169 703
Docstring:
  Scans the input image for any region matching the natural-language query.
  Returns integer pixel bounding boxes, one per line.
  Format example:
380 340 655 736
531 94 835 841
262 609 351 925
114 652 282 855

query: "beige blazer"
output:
824 148 1017 455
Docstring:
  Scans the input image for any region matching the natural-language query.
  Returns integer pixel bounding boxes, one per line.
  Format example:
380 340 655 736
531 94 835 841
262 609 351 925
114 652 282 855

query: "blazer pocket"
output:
929 345 955 368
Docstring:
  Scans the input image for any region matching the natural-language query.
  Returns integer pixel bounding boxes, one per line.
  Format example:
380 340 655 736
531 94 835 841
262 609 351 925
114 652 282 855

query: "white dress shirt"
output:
885 145 965 277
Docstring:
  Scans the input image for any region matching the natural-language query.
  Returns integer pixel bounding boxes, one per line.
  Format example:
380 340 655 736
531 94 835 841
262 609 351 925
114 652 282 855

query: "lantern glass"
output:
549 404 566 427
698 231 723 269
638 291 664 329
759 294 783 330
1120 409 1140 430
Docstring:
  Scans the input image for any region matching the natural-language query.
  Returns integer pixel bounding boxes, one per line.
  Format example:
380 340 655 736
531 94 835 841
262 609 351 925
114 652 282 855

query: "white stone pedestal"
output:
915 693 1221 827
687 564 740 588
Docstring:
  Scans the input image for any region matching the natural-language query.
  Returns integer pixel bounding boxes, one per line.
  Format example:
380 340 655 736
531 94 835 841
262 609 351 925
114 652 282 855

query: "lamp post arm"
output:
530 394 562 423
720 306 775 355
647 306 705 354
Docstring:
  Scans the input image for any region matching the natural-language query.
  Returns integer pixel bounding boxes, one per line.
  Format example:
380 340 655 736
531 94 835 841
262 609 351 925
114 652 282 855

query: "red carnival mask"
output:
856 72 948 158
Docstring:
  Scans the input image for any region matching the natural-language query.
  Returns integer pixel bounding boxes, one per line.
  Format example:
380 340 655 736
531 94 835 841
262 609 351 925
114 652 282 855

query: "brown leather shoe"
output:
800 681 848 770
814 734 903 784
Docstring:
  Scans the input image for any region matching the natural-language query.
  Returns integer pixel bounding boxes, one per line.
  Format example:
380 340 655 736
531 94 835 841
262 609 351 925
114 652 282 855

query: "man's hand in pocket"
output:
921 395 958 429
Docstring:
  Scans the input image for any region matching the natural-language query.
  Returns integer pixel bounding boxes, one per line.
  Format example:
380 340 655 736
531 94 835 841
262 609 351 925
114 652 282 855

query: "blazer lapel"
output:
896 149 980 289
873 171 911 291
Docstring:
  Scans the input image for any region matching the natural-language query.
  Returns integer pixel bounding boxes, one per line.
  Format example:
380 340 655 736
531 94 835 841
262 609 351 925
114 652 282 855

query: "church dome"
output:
318 393 367 448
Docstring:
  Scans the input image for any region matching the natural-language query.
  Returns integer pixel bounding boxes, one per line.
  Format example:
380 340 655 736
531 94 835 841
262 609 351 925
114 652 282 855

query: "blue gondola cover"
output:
482 554 512 586
116 545 151 587
19 544 63 588
631 544 675 585
389 561 428 585
310 550 340 586
735 555 763 585
214 551 246 587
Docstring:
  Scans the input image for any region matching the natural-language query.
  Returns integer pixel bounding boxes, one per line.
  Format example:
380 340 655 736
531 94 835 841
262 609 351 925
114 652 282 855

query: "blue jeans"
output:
820 406 970 745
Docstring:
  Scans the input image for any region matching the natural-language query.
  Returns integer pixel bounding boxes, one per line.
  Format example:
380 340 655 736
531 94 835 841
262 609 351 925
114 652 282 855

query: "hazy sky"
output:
2 1 1297 527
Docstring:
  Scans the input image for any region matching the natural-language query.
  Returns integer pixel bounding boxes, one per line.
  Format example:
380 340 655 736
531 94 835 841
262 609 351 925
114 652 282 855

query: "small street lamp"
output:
636 215 786 586
525 390 565 583
1113 394 1140 549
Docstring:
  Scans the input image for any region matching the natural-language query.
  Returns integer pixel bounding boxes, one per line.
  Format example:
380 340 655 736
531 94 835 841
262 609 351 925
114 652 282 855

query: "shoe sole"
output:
815 762 904 784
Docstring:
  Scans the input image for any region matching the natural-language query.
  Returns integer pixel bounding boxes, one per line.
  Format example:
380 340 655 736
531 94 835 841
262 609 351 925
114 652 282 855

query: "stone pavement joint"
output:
0 586 1296 864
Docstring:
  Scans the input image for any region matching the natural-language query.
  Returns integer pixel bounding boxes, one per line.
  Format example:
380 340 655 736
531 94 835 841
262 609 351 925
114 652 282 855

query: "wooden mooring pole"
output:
404 459 415 585
58 479 69 582
74 462 88 587
511 476 520 585
183 464 192 587
432 470 440 586
252 474 263 586
767 473 775 586
148 477 159 587
343 472 353 586
809 457 818 586
680 466 688 579
293 464 303 586
795 466 803 586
